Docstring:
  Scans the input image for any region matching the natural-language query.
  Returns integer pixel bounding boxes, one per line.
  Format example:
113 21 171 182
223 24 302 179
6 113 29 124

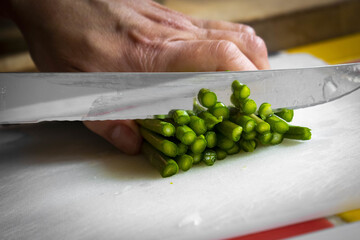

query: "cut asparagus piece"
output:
274 108 294 122
250 114 271 134
186 110 196 116
209 102 230 120
189 115 207 135
136 119 175 137
239 139 257 152
169 109 190 125
176 142 188 155
270 132 284 145
231 95 257 114
190 135 207 154
188 151 203 164
265 115 289 134
215 148 227 160
176 154 193 171
198 88 217 108
231 80 250 99
216 133 235 150
215 120 243 142
202 149 217 166
197 111 223 130
258 103 273 120
257 132 273 145
141 142 179 178
205 131 217 148
140 127 178 157
230 112 256 133
241 131 257 140
284 126 312 140
176 125 197 145
153 114 168 120
226 144 241 155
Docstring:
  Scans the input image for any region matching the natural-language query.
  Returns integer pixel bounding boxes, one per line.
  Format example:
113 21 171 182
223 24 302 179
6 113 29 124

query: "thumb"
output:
83 120 142 155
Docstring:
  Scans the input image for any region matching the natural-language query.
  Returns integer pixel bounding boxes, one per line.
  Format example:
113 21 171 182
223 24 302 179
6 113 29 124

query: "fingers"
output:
198 29 270 70
83 120 142 155
164 40 257 72
192 18 256 35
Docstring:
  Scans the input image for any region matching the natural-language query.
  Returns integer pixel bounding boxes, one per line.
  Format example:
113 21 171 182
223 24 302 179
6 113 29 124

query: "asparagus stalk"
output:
215 120 243 142
202 149 217 166
205 131 217 148
241 131 257 140
193 98 206 113
274 108 294 122
231 80 250 99
198 88 217 108
284 126 312 140
136 119 175 137
189 115 207 135
176 125 197 145
190 135 207 154
257 132 273 145
216 133 235 150
188 151 203 164
197 111 223 130
265 115 289 134
176 154 194 171
141 142 179 178
231 95 257 114
215 148 227 160
270 132 284 145
176 142 188 155
140 127 178 157
169 109 190 125
186 110 196 116
230 112 256 133
209 102 230 120
250 114 271 134
258 103 273 120
239 140 257 152
226 144 241 155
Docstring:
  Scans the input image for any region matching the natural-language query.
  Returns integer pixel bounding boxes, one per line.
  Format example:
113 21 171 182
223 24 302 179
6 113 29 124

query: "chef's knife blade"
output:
0 63 359 123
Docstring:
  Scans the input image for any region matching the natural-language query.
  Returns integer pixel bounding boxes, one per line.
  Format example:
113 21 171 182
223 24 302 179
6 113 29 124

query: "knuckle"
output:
215 40 241 59
245 34 268 56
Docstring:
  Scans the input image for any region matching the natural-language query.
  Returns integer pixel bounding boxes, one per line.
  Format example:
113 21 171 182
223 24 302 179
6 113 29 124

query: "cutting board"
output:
1 86 360 240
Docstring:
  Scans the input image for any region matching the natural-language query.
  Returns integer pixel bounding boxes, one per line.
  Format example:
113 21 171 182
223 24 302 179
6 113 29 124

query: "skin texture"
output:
2 0 270 155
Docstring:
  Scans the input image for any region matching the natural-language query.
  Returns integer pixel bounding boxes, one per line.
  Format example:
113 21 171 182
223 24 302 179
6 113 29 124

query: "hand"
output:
5 0 270 154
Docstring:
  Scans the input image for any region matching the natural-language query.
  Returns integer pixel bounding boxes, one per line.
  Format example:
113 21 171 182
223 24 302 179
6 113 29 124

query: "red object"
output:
226 218 333 240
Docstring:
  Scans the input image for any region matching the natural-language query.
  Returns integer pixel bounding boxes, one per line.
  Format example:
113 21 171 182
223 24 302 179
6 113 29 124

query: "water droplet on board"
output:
322 77 338 100
178 212 202 227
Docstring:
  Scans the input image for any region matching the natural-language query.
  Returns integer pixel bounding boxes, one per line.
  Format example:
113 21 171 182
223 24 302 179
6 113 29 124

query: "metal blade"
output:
0 63 359 123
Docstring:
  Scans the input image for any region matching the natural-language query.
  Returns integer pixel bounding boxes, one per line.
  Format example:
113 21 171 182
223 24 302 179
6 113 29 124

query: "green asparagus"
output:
209 102 230 120
258 103 273 120
231 80 250 99
202 149 217 166
265 115 289 134
136 119 175 137
190 135 207 154
239 139 257 152
274 108 294 122
189 115 207 135
140 127 178 157
215 120 243 142
226 144 241 155
284 126 312 140
216 133 235 150
176 154 194 171
241 131 257 140
215 148 227 160
257 132 273 145
176 125 197 145
198 88 217 108
230 112 256 133
188 151 203 164
169 109 190 125
270 132 284 145
205 131 217 148
250 114 271 134
197 111 223 130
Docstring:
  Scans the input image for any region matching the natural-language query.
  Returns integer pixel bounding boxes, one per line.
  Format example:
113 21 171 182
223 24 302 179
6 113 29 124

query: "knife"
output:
0 63 359 123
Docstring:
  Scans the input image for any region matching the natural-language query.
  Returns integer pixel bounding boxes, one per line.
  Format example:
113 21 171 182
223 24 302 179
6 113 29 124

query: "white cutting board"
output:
1 87 360 240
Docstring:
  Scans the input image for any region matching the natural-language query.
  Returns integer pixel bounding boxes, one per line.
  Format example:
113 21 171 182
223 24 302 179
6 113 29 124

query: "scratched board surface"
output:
1 85 360 240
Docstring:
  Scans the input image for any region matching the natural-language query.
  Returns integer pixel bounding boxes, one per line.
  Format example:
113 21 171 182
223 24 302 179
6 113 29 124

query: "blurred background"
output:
0 0 359 72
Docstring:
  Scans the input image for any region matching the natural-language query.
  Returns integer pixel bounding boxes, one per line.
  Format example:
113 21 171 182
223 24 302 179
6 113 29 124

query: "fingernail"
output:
111 125 140 155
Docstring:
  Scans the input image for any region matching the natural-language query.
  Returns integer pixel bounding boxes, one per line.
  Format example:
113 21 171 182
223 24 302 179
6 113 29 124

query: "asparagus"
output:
141 142 179 178
241 131 257 140
177 142 188 155
226 144 241 155
265 115 289 134
190 135 207 154
153 114 168 120
136 119 175 137
257 132 273 145
231 80 250 99
198 88 217 108
209 102 230 120
140 127 178 157
193 99 207 113
186 110 196 116
189 115 207 135
250 114 271 134
284 126 312 140
205 131 217 148
270 132 284 145
258 103 273 120
239 140 257 152
169 109 190 125
274 108 294 122
216 133 235 150
230 112 256 133
202 149 217 166
188 151 203 164
215 148 227 160
231 95 257 114
197 111 223 130
176 125 197 145
176 154 194 171
215 120 243 142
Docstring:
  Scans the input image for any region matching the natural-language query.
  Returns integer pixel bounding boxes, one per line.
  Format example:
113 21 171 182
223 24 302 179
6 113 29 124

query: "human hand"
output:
6 0 269 154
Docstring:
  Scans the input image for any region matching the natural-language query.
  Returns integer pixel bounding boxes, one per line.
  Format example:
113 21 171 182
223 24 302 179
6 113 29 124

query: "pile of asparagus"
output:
137 80 311 177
